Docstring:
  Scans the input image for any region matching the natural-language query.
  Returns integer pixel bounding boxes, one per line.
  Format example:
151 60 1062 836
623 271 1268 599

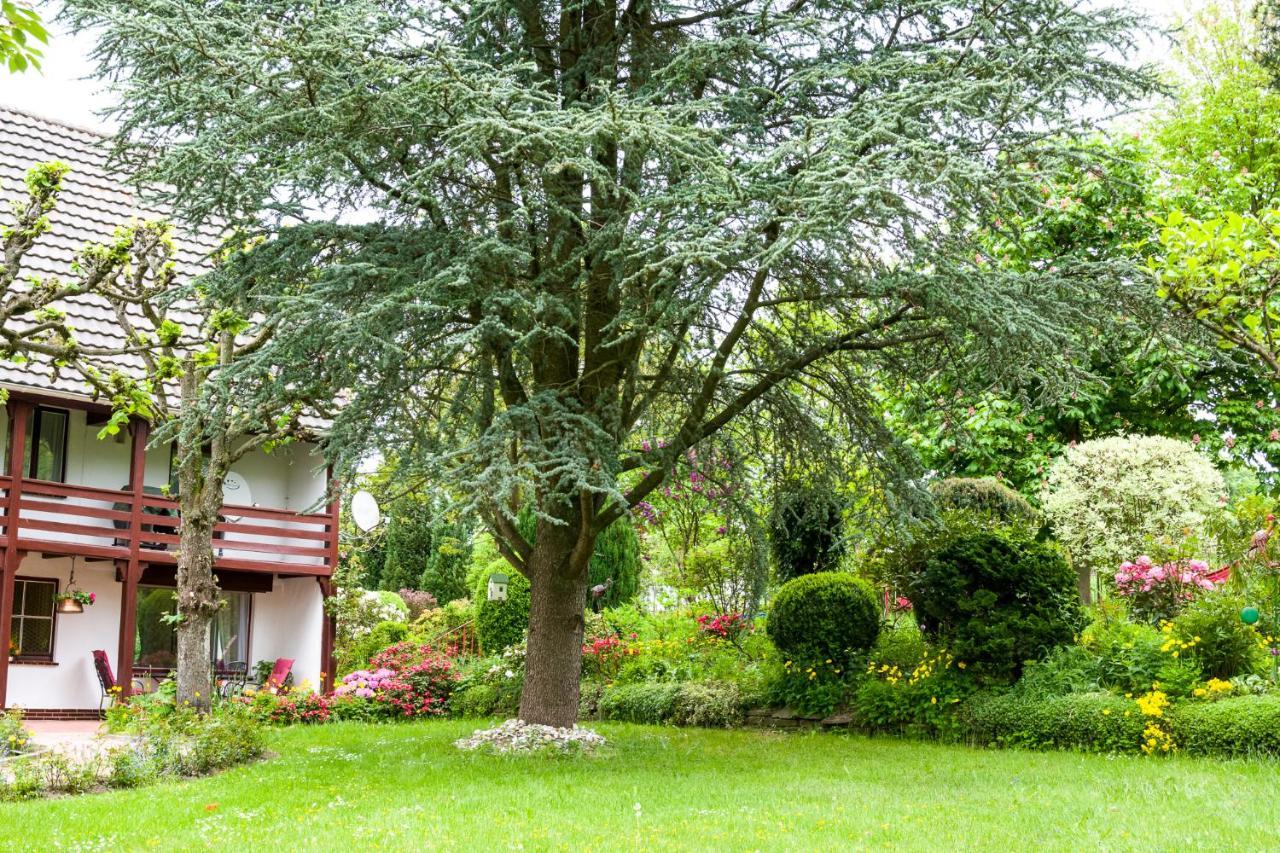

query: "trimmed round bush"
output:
912 533 1083 678
474 567 531 653
929 477 1039 529
767 572 880 663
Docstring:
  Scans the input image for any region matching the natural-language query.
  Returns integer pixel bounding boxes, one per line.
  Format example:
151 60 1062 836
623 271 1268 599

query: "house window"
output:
134 588 252 670
4 406 70 482
9 577 57 660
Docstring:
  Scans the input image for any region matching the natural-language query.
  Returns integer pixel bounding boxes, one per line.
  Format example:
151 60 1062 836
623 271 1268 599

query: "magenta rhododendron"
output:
1114 555 1221 623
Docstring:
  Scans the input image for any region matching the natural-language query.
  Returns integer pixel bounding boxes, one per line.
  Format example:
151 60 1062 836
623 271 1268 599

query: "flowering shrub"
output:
378 657 459 717
0 708 31 757
696 612 749 642
1114 555 1221 624
1041 435 1226 589
371 641 438 672
582 636 630 681
334 668 397 699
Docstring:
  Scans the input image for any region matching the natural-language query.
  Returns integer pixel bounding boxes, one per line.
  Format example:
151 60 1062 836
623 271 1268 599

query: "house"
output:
0 106 339 718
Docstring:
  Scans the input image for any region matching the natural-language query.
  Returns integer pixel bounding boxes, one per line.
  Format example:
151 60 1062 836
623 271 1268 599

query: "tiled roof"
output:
0 103 223 401
0 105 327 431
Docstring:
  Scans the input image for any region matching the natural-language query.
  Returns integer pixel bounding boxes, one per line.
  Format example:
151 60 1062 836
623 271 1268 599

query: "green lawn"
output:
1 720 1272 850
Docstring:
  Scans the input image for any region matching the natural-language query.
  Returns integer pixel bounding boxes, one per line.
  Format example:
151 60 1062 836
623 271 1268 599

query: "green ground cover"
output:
2 720 1274 851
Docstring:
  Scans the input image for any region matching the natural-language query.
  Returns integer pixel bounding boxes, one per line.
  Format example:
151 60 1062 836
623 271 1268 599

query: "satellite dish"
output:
351 490 382 532
221 471 253 524
222 471 253 506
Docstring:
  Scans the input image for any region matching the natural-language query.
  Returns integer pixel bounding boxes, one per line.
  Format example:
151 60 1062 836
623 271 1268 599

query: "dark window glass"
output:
7 407 70 482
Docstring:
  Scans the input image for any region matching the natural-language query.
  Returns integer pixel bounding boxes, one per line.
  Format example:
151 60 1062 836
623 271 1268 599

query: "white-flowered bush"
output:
1041 435 1226 581
334 588 410 646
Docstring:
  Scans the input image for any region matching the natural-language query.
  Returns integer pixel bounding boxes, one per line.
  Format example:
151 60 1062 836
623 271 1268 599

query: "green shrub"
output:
597 681 752 728
105 746 158 790
929 477 1040 529
1173 591 1267 680
869 624 928 673
587 518 642 608
338 620 410 674
671 681 753 728
1168 695 1280 757
962 691 1144 753
912 534 1083 678
853 666 974 739
598 682 682 724
450 683 501 718
1080 610 1167 694
474 568 531 653
1015 646 1103 699
767 572 880 664
770 482 847 581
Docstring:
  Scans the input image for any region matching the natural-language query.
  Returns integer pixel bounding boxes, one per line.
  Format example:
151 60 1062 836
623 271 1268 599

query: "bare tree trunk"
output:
1077 565 1092 605
518 534 591 728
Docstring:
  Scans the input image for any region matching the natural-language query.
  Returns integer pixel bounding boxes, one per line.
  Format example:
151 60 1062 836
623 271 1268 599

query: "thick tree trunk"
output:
1077 565 1093 605
518 539 591 728
175 513 221 712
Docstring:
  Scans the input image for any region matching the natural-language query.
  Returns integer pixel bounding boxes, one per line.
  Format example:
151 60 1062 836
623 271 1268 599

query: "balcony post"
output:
0 401 31 709
317 577 335 693
319 473 339 693
117 417 150 700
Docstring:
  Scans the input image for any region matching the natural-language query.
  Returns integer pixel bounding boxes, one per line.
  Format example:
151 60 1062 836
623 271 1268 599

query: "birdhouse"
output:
487 573 509 602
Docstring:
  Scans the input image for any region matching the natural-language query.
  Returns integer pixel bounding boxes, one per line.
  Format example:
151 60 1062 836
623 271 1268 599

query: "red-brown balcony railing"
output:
0 475 336 575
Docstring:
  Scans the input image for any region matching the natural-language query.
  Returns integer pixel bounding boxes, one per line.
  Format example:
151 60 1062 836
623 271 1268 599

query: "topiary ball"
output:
767 572 880 663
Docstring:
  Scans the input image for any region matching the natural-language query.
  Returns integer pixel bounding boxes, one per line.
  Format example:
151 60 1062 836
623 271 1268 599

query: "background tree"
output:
68 0 1154 727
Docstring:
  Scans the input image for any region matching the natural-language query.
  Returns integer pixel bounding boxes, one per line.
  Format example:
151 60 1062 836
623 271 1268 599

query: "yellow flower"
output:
930 696 937 705
1102 709 1111 715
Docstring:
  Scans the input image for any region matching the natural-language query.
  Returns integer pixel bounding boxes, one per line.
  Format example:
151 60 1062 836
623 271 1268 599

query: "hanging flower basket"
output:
54 589 95 614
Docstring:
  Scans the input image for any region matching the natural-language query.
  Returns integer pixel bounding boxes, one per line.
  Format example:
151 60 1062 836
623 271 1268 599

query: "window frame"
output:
9 576 59 662
26 405 70 483
134 585 254 671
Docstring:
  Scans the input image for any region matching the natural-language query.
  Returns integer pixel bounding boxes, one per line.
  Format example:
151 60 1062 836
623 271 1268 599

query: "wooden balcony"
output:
0 475 338 576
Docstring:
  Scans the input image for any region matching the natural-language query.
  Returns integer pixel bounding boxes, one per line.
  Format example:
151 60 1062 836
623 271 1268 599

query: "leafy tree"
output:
68 0 1153 726
1040 435 1227 602
1 1 45 73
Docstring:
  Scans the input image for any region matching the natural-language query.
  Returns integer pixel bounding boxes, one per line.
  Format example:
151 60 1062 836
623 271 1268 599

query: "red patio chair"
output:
92 649 144 710
262 657 294 694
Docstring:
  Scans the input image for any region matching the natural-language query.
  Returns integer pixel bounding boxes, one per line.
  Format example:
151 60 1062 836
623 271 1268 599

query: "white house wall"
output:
249 576 325 691
6 555 121 711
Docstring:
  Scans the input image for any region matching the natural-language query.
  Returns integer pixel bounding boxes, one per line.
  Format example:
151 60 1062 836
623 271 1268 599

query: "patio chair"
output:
92 649 145 711
261 657 294 694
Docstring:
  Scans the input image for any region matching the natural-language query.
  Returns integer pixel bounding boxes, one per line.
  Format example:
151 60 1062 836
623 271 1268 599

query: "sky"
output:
0 0 1214 134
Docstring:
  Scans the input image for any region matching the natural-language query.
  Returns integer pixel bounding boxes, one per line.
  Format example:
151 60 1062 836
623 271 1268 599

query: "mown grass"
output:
1 719 1274 851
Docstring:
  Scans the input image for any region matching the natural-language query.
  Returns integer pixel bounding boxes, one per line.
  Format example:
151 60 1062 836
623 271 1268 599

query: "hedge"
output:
1167 695 1280 758
595 681 753 728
